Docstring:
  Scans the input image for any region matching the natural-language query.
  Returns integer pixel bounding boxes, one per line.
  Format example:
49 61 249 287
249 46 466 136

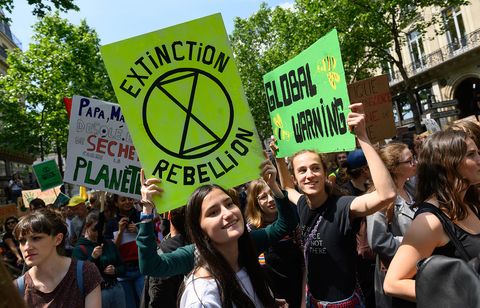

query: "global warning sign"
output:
100 14 264 212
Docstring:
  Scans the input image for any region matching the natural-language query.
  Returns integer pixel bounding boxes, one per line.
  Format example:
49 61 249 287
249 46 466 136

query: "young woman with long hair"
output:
366 142 417 307
13 208 102 307
245 178 304 308
384 130 480 302
138 160 296 307
272 103 396 307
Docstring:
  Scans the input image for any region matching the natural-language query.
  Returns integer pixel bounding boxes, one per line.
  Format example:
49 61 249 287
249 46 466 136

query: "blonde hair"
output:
245 179 269 228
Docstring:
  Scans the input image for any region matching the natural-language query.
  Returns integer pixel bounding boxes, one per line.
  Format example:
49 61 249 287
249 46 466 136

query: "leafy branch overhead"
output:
0 12 115 159
0 0 78 22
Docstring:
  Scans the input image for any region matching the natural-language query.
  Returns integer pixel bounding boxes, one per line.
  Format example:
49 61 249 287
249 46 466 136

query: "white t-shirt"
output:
179 268 264 308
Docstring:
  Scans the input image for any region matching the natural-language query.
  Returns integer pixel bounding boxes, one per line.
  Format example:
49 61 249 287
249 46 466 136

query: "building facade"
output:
385 1 480 128
0 18 34 204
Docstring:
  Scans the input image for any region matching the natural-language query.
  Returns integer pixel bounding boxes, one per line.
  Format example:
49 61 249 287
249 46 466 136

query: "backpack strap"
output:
417 203 471 261
16 274 25 298
76 260 84 296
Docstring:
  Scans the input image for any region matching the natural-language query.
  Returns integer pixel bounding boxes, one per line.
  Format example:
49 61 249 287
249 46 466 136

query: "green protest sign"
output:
32 159 63 191
263 29 355 157
100 14 264 212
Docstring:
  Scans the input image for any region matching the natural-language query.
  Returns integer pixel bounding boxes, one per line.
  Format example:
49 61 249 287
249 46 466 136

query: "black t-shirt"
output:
297 194 359 301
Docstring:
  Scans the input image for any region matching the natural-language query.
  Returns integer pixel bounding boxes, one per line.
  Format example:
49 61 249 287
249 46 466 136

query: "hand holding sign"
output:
260 159 283 198
140 169 163 214
347 103 368 142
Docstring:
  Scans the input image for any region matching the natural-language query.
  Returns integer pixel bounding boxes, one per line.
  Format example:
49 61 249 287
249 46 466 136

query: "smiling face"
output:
116 196 133 213
18 232 63 267
199 188 244 248
458 137 480 186
257 187 277 218
292 151 326 196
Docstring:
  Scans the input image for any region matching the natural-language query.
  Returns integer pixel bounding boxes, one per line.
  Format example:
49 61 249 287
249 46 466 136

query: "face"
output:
257 187 277 217
18 232 63 266
86 223 98 242
458 138 480 186
71 202 88 218
200 188 244 248
5 219 17 232
336 153 347 166
395 148 417 179
116 196 133 213
292 152 326 196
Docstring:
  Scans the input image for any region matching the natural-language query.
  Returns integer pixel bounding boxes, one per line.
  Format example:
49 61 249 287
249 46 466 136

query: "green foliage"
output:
0 12 115 158
231 0 468 136
0 0 78 22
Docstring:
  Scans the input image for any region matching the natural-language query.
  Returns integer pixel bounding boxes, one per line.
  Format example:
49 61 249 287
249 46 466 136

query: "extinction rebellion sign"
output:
100 14 264 212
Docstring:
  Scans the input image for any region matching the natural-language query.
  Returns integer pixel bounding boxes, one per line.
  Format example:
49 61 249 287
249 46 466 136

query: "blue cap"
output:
346 149 367 169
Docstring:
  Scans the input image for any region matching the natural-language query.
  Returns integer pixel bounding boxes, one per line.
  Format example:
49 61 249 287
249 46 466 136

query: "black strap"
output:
419 204 471 262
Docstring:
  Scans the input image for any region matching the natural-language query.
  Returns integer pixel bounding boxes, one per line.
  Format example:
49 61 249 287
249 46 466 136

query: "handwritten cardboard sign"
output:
348 74 396 143
64 96 142 199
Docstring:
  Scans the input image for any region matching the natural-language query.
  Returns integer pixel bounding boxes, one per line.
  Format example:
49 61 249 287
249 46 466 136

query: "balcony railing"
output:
388 28 480 84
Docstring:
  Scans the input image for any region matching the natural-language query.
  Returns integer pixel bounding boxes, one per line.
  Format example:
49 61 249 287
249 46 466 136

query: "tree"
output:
232 0 468 135
0 12 115 173
0 0 78 22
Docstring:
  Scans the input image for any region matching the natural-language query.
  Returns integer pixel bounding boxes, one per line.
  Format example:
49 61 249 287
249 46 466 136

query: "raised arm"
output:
348 103 396 217
269 138 302 205
250 160 298 253
136 169 195 277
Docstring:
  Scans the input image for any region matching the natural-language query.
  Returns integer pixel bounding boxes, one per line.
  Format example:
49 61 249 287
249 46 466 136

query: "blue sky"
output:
8 0 293 50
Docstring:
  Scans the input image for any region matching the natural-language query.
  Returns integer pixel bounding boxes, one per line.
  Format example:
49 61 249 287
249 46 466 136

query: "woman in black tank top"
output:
384 129 480 303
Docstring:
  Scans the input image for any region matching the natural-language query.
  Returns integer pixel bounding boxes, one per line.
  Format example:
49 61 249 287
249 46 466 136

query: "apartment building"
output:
0 17 35 204
385 1 480 128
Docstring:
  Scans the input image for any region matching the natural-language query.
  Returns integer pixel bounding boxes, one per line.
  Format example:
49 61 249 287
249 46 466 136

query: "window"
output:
416 86 434 113
0 160 6 176
443 7 466 51
407 30 425 69
381 60 396 82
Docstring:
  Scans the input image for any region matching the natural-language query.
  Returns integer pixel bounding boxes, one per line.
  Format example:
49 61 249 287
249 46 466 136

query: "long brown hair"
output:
183 184 275 308
245 179 269 228
416 130 479 221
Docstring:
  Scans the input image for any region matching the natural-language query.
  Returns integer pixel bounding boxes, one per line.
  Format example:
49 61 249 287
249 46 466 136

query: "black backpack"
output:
415 205 480 308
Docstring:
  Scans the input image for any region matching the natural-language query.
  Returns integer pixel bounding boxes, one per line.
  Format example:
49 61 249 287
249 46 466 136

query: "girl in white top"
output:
141 162 286 308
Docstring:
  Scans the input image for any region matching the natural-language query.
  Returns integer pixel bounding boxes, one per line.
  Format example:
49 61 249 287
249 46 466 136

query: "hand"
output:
347 103 368 141
103 264 115 275
118 217 129 232
91 244 103 259
275 298 289 308
260 159 277 188
127 222 138 233
140 169 163 213
269 135 279 157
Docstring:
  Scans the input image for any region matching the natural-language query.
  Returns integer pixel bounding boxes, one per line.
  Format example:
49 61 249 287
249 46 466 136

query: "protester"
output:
245 178 304 308
13 208 102 307
67 195 89 249
384 130 480 303
2 216 23 273
29 198 46 211
366 142 417 308
341 149 370 196
328 151 349 186
137 159 297 305
105 193 143 308
141 206 188 308
9 173 23 205
272 103 396 307
73 210 126 308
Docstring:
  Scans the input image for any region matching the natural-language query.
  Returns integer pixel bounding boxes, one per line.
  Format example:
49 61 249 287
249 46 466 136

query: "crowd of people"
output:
1 106 480 307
